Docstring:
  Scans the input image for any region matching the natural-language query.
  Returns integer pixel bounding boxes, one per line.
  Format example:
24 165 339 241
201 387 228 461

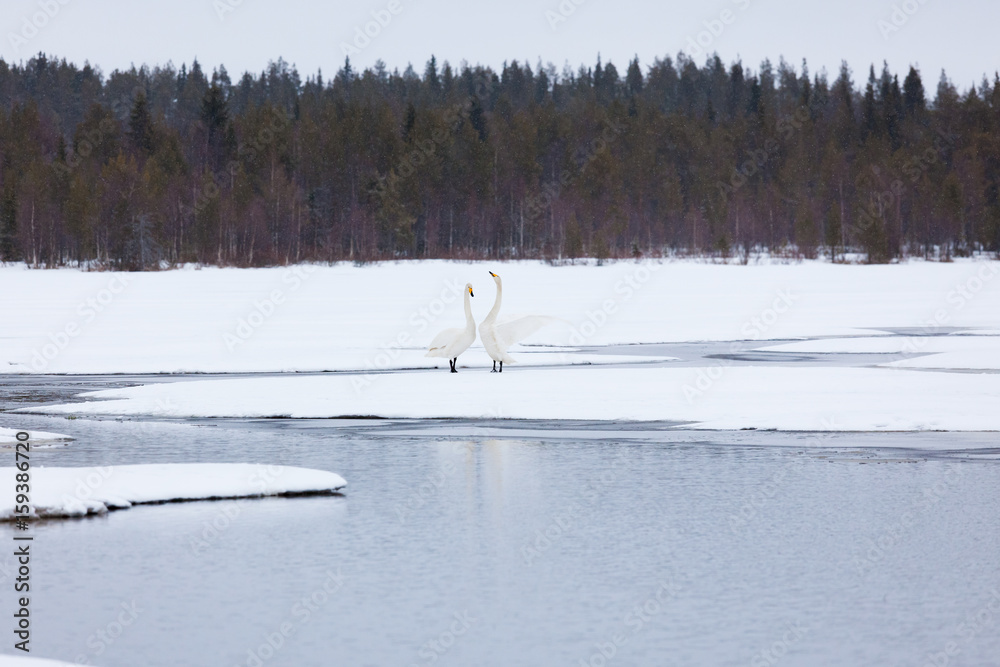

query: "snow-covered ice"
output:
884 349 1000 371
2 259 998 374
0 427 73 446
759 334 1000 369
20 366 1000 431
4 259 999 432
416 349 678 369
0 463 346 519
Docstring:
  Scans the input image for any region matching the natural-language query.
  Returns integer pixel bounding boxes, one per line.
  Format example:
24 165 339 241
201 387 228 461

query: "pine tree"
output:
468 97 488 142
625 57 643 96
0 185 18 261
425 56 440 94
862 65 880 139
402 103 416 143
902 66 925 117
129 92 156 156
885 74 903 149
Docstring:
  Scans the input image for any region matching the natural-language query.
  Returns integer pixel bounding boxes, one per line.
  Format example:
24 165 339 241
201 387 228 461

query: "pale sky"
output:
3 0 997 92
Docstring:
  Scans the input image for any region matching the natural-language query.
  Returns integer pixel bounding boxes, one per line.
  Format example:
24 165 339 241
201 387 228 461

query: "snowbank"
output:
0 428 74 446
2 259 998 374
0 464 346 519
20 366 1000 431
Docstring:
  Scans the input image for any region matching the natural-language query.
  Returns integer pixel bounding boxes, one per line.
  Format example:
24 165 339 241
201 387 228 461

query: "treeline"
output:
0 52 998 268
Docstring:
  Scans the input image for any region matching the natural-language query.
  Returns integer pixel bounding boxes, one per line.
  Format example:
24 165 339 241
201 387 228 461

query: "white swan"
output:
425 283 476 373
479 270 559 373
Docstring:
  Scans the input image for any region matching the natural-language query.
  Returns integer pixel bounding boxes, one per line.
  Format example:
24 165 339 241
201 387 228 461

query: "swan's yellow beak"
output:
468 287 474 297
489 271 497 278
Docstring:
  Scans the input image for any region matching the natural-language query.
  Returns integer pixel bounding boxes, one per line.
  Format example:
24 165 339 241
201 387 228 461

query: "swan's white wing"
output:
495 315 562 347
427 327 462 355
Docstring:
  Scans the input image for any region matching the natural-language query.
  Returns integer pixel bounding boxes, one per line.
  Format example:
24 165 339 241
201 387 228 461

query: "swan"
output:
479 271 559 372
425 283 476 373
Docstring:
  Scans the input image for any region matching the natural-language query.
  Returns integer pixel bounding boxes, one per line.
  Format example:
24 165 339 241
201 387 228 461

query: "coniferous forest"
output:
0 52 998 268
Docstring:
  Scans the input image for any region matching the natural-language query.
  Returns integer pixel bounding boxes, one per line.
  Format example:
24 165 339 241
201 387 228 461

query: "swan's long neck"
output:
463 289 475 330
486 278 502 322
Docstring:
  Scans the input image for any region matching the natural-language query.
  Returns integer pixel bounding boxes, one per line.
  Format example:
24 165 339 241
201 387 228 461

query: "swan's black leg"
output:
491 360 497 373
450 358 458 373
499 361 503 373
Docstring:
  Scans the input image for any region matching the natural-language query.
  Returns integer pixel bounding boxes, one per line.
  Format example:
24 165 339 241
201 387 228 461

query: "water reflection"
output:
0 406 997 665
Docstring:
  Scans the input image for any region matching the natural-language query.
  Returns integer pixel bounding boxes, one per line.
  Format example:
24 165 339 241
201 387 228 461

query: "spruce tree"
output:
902 66 925 117
0 185 18 261
129 92 156 156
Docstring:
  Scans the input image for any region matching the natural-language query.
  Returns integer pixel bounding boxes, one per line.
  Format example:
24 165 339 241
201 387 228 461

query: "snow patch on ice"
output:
0 463 346 520
0 427 74 446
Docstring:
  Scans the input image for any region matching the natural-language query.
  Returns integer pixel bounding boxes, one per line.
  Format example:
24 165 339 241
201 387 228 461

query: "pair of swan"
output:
426 271 554 373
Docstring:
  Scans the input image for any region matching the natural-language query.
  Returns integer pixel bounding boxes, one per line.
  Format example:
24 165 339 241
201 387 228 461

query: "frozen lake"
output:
2 357 999 666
